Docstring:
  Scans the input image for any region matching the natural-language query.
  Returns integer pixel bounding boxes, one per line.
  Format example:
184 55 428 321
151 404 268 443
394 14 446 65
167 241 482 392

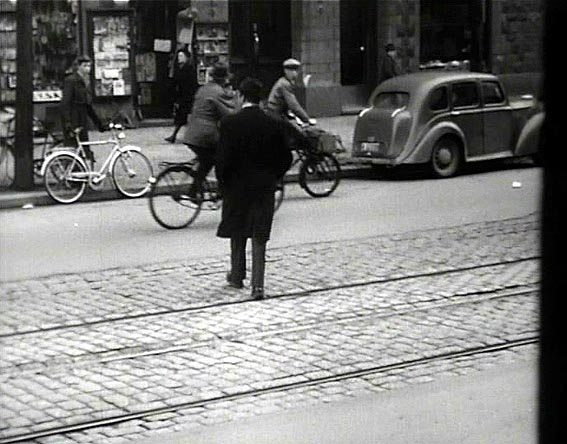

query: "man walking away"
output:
216 78 292 300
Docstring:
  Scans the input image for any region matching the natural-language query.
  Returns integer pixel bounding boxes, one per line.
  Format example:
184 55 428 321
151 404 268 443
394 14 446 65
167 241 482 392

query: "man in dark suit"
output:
216 78 292 300
60 55 105 168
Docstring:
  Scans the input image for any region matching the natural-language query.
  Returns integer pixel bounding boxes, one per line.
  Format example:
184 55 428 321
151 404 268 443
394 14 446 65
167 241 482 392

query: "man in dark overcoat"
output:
60 55 105 168
216 78 292 300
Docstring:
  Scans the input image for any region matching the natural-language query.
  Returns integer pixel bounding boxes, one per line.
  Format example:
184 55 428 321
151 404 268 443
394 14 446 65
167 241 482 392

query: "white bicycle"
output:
41 123 154 204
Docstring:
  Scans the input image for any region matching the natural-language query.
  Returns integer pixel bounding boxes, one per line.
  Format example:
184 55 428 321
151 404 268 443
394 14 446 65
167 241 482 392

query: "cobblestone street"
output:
0 213 541 443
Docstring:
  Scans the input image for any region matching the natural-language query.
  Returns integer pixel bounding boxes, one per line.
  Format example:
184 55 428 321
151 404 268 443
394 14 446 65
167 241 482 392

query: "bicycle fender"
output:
108 145 144 171
40 151 86 177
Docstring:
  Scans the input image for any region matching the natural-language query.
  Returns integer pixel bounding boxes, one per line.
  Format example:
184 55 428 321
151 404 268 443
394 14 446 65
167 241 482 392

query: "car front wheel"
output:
431 137 462 178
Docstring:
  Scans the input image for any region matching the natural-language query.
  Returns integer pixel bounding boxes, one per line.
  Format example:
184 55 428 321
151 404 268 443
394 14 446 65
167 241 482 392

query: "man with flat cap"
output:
267 58 316 126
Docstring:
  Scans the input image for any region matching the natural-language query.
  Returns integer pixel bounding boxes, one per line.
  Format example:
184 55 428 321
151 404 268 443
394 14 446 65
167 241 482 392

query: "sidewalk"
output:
0 115 370 210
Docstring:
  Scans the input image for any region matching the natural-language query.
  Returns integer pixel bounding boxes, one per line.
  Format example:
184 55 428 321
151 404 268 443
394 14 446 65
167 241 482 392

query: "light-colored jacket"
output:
182 81 236 148
266 76 310 123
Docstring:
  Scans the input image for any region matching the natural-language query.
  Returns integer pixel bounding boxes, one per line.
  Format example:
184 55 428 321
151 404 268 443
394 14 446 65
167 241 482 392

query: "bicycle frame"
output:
40 125 144 183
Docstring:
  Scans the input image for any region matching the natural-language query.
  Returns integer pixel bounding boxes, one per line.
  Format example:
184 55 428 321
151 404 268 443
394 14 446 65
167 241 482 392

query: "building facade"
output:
1 0 544 123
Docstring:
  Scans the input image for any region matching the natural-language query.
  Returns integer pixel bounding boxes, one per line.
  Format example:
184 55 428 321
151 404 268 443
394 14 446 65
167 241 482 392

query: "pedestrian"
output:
182 63 237 198
216 77 292 300
60 55 106 169
379 43 401 84
165 47 198 143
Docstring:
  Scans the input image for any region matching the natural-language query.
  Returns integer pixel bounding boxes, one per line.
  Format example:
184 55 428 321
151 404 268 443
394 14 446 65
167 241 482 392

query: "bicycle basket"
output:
303 126 343 154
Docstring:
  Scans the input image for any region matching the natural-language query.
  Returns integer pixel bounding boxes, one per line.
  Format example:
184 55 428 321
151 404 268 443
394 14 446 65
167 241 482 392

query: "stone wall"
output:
490 0 543 74
291 0 342 116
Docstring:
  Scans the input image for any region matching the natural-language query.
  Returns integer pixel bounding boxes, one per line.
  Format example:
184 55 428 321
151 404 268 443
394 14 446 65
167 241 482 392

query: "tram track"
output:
0 255 540 340
0 335 538 444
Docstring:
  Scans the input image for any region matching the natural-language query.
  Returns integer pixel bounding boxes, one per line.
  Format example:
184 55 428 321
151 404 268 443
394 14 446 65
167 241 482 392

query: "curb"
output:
0 165 373 210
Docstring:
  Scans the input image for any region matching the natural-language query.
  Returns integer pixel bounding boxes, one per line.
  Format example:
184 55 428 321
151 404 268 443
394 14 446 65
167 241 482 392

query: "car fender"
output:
514 112 544 156
402 122 466 164
109 145 144 171
40 150 86 177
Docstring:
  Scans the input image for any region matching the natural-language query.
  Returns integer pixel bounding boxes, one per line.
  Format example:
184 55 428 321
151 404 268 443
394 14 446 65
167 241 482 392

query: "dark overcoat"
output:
172 61 198 126
216 106 292 241
60 72 103 142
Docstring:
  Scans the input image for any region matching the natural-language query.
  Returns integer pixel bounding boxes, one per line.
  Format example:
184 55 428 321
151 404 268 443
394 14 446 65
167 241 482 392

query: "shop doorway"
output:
420 0 490 71
340 0 377 111
228 0 291 94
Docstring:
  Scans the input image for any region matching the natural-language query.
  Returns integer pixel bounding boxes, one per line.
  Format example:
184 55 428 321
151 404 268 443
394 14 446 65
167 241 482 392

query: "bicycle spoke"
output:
112 150 153 198
299 153 341 197
43 154 87 204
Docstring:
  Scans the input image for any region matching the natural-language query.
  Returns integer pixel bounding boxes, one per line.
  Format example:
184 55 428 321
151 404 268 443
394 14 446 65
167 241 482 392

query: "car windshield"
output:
373 92 409 109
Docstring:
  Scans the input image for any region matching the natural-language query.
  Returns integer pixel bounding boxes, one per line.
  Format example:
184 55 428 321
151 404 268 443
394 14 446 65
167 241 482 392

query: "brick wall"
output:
490 0 543 74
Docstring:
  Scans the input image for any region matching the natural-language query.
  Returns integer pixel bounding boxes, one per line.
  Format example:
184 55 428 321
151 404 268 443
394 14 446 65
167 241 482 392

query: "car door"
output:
481 80 514 155
450 81 483 158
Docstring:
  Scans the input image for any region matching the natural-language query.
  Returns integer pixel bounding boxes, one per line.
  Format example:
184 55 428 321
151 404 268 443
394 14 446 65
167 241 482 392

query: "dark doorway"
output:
340 0 374 86
421 0 490 71
229 0 291 93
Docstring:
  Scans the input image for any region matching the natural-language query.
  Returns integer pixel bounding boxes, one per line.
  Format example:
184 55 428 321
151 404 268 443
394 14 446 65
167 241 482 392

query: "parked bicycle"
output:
41 122 154 204
149 157 284 230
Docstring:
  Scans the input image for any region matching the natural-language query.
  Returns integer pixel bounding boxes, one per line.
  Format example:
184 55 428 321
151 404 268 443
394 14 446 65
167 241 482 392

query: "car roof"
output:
379 71 498 92
374 71 499 105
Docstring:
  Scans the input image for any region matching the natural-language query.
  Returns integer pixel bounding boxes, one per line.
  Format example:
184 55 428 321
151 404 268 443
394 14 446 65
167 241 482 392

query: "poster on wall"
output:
91 13 132 97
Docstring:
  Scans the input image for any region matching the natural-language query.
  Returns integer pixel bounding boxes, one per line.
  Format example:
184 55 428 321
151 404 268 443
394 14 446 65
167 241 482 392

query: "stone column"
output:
291 0 342 117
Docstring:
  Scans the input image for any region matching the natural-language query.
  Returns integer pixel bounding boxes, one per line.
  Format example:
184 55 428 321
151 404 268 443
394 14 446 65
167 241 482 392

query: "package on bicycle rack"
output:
302 126 345 154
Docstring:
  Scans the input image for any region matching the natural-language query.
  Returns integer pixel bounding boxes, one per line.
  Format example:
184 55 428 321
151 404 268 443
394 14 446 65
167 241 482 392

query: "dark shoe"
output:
226 272 243 289
251 287 265 300
165 135 175 143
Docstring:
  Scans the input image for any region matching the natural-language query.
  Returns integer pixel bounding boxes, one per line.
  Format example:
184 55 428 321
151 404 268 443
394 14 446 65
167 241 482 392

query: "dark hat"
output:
385 43 396 52
210 63 229 79
283 58 301 69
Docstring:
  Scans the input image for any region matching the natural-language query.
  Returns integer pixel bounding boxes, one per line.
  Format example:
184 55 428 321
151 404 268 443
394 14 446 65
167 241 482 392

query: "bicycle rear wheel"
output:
149 165 202 229
43 153 87 204
299 152 341 197
112 149 153 198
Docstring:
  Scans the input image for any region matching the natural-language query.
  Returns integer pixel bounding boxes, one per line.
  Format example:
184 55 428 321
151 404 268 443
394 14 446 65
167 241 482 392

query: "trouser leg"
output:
230 236 247 282
251 238 266 289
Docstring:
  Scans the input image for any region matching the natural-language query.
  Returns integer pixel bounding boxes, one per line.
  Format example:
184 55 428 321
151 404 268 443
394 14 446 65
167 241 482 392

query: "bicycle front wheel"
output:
149 165 202 229
299 152 341 197
112 149 154 198
43 153 87 204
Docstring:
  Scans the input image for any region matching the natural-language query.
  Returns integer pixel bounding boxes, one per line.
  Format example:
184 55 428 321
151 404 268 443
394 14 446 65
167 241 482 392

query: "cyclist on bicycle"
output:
266 58 317 153
181 63 237 199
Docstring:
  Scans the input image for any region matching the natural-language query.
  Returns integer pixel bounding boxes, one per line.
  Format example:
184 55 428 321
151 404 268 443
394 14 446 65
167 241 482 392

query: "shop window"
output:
452 82 479 108
429 86 449 111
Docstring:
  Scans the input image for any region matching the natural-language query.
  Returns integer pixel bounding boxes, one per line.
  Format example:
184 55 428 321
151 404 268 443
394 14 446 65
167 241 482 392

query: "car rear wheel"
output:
431 137 462 178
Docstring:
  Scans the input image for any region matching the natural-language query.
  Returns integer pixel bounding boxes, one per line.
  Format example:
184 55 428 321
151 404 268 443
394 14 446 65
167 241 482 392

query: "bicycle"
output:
41 122 154 204
288 119 343 198
148 158 284 230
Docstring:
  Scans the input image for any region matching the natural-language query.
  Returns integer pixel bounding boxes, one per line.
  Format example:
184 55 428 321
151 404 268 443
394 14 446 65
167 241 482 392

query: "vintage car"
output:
351 71 543 177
